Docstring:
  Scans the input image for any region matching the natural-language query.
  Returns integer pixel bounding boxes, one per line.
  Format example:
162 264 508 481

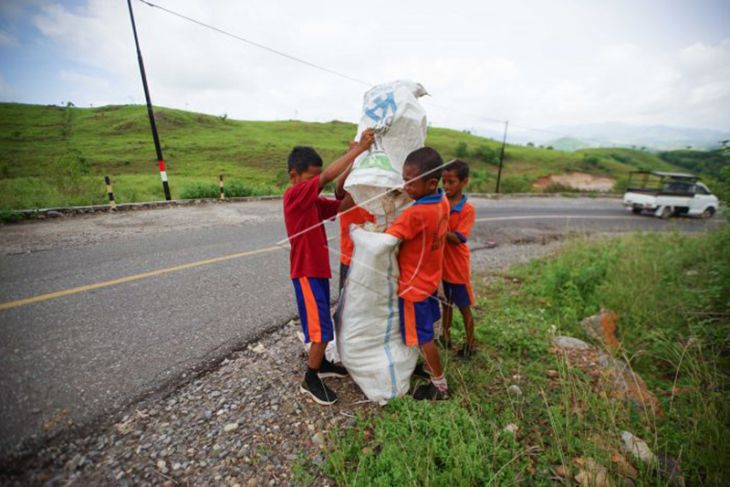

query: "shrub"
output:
473 145 498 165
498 175 532 193
455 142 469 158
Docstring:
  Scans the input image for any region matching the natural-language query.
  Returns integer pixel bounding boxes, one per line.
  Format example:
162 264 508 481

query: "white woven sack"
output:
336 227 417 404
344 80 428 216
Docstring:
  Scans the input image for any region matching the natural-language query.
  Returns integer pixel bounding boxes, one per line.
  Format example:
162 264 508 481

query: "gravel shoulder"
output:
0 240 566 486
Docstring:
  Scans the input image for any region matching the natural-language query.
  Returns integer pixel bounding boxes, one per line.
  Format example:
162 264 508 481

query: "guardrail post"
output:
219 174 225 200
105 176 117 210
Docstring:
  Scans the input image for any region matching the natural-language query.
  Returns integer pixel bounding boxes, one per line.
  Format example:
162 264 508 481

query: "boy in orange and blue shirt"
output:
441 159 477 358
283 129 374 406
385 147 450 400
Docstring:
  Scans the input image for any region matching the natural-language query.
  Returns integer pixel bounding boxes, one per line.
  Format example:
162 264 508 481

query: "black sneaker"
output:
300 377 338 405
456 344 476 360
412 382 449 401
412 363 431 381
317 359 348 379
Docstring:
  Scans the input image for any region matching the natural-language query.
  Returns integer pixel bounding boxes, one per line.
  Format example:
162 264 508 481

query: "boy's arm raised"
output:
319 128 375 190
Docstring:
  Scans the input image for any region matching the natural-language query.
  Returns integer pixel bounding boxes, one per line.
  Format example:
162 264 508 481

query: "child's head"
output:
402 147 443 201
442 159 470 198
288 146 323 183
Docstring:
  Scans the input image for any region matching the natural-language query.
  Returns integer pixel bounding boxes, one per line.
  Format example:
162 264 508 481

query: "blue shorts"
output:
399 292 441 346
443 281 475 308
292 277 333 343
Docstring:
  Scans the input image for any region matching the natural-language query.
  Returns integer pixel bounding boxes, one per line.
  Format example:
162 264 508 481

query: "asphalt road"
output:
0 196 722 457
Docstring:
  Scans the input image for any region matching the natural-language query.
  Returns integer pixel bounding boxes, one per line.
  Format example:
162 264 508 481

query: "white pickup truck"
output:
623 171 719 219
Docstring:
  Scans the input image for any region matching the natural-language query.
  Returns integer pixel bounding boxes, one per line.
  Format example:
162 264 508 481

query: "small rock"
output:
621 431 657 465
172 462 182 471
252 343 266 354
581 310 619 350
507 385 523 397
156 459 168 474
223 422 239 433
546 369 559 379
552 336 591 350
46 210 64 218
574 457 612 487
247 478 259 487
503 423 519 434
312 432 325 447
64 453 85 471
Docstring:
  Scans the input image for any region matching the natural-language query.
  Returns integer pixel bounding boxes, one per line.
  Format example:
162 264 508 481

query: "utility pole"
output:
495 120 508 193
126 0 171 200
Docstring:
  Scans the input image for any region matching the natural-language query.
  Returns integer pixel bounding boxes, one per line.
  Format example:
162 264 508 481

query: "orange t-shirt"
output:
443 196 476 284
386 190 450 302
339 206 376 265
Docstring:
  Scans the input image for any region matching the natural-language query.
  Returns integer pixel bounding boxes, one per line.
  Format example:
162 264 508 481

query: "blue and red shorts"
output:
398 292 441 347
292 277 333 343
443 280 475 308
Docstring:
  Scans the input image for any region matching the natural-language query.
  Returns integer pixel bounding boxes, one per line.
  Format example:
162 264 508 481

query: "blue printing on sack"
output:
383 250 398 398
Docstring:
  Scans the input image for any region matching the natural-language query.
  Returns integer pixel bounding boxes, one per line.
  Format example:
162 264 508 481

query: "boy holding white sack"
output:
338 81 450 402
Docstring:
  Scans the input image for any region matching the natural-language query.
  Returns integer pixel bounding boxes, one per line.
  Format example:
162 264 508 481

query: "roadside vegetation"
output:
2 102 723 212
316 228 729 486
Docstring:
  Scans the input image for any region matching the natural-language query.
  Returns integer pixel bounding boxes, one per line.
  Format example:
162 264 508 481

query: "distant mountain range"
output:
470 122 730 152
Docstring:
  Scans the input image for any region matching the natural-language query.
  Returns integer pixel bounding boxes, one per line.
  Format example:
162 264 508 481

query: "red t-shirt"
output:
443 196 475 284
386 190 450 302
283 177 341 279
339 206 376 266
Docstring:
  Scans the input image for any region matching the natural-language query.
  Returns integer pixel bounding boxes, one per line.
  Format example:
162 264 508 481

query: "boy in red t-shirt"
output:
284 128 374 405
441 159 477 358
385 147 451 400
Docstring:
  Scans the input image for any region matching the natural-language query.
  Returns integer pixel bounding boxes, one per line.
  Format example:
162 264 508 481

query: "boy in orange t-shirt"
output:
334 165 376 295
386 147 450 400
441 159 477 358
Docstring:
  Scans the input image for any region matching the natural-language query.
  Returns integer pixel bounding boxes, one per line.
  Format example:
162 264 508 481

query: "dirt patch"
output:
533 172 616 192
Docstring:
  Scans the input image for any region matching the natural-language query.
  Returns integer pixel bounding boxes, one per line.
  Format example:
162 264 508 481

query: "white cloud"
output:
18 0 730 133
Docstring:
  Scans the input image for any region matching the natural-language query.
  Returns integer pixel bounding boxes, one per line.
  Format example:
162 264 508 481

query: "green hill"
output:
0 102 714 211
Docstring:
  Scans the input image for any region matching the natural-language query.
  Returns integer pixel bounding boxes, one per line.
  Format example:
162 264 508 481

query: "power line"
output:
137 0 373 87
136 0 574 142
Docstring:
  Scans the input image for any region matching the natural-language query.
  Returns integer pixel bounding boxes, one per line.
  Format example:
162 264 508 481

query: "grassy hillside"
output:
0 102 703 211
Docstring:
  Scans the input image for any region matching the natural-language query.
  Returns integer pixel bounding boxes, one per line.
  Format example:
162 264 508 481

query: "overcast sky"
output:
1 0 729 137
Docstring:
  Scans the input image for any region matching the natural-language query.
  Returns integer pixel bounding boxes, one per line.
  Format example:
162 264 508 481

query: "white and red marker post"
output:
126 0 171 200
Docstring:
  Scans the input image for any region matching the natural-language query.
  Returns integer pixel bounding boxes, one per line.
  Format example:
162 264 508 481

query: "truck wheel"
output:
659 206 672 219
632 207 642 214
702 207 716 219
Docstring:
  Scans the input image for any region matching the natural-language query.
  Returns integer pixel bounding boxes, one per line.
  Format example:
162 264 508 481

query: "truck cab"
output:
622 171 719 219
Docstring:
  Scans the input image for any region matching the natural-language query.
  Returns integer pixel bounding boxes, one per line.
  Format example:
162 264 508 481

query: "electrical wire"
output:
136 0 577 141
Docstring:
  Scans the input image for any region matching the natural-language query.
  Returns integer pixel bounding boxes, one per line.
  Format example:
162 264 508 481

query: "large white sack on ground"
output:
344 80 428 216
336 227 418 404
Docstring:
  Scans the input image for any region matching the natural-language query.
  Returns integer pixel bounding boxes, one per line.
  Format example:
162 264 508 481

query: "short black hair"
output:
288 146 323 174
443 159 470 180
404 147 444 182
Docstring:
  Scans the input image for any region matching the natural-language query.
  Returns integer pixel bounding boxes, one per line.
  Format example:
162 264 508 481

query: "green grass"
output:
322 229 729 486
0 102 704 211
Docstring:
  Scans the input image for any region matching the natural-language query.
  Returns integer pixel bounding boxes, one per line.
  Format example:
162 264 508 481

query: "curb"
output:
8 195 285 221
4 191 624 222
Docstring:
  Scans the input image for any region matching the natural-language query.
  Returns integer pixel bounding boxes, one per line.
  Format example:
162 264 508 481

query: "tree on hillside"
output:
455 142 469 158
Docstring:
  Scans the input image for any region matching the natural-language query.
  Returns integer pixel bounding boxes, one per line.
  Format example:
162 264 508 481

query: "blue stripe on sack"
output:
383 251 398 398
